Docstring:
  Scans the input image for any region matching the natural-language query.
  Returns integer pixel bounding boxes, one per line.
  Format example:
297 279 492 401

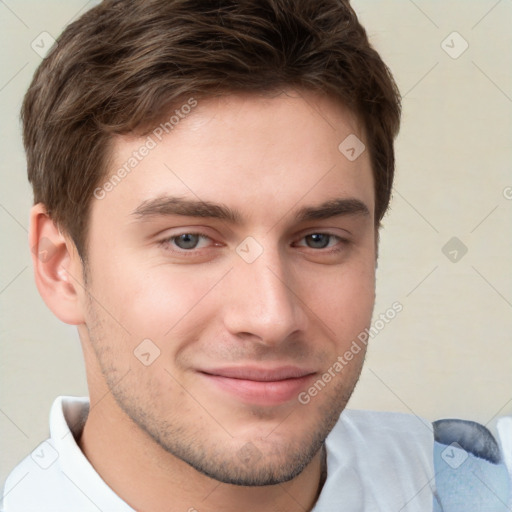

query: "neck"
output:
78 393 326 512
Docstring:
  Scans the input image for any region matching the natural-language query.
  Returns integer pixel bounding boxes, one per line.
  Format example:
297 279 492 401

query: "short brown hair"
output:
22 0 401 262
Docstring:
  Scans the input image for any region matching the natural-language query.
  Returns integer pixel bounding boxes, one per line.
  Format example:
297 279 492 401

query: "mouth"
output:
198 366 317 406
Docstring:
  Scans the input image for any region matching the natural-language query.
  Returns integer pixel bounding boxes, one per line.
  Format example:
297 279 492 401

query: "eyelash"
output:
157 231 349 257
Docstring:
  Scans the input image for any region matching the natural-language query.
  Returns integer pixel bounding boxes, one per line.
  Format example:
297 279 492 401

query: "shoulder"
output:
322 409 512 511
1 438 73 512
1 396 125 512
318 409 437 510
333 408 434 446
330 408 435 470
432 417 511 512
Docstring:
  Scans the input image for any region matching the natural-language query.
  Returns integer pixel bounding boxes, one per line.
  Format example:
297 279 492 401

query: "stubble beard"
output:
84 294 365 486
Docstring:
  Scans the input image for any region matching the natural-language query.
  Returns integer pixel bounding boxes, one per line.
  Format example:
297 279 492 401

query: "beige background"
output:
1 0 511 484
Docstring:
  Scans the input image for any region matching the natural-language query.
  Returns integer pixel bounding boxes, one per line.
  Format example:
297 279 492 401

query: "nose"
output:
222 240 308 347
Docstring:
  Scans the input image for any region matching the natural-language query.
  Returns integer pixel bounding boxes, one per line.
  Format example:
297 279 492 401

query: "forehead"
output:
96 90 374 229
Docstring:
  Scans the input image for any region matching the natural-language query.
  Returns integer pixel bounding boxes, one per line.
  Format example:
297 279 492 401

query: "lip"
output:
198 366 317 406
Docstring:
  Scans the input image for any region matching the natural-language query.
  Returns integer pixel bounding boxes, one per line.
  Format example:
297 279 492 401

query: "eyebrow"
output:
130 195 370 224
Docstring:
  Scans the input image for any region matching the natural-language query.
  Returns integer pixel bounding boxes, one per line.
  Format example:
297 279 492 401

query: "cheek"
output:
86 228 375 351
304 257 376 339
97 261 224 342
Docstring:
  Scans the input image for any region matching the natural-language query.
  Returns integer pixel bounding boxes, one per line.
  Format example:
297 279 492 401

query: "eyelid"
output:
293 232 349 251
299 226 352 238
158 231 215 251
298 231 344 241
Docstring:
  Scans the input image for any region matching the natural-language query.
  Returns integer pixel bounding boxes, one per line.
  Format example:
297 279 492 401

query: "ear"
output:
29 203 86 325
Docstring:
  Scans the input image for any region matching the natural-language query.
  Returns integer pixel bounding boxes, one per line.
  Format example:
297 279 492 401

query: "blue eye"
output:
159 232 212 253
158 231 347 258
172 233 205 250
303 233 337 249
297 233 345 251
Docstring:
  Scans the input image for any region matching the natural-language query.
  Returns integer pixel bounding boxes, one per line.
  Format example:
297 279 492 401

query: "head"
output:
25 0 400 486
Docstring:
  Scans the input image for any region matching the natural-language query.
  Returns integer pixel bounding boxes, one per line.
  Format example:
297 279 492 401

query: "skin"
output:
30 89 377 512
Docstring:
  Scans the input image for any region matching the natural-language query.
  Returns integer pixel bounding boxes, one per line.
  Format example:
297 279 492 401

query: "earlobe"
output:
29 203 85 325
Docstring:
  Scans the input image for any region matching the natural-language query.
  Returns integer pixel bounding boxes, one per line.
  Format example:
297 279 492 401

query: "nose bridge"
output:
223 237 306 343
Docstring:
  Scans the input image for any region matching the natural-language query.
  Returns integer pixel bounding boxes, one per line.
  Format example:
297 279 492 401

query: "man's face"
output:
79 90 376 485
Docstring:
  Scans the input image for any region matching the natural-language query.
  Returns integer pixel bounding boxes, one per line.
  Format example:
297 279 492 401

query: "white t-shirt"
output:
1 396 510 511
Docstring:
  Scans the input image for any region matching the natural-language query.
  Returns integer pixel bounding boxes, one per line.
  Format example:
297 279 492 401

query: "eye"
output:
157 231 348 258
159 232 213 253
296 233 346 251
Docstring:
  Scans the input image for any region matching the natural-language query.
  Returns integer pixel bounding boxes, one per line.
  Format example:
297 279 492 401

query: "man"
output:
1 0 510 510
